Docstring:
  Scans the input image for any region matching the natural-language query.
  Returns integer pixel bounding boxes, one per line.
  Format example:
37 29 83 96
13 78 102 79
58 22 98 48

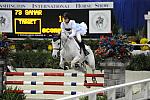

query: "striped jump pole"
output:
4 81 104 87
4 90 104 96
4 90 82 95
5 72 104 77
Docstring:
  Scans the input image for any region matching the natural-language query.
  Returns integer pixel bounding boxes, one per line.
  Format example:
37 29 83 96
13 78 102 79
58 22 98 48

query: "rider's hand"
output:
68 35 72 39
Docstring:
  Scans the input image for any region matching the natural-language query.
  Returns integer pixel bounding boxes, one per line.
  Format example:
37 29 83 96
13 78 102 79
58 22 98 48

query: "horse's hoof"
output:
64 66 69 70
84 80 91 88
92 80 97 83
58 67 63 69
86 86 91 88
75 63 80 68
92 77 97 83
84 80 87 83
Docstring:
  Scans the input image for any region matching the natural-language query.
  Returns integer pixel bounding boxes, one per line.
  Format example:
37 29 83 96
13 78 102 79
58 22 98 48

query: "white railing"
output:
131 44 150 55
131 50 150 55
58 78 150 100
131 44 150 46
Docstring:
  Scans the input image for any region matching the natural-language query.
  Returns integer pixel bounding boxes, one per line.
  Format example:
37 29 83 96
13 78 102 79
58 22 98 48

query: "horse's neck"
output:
62 38 79 51
69 38 80 49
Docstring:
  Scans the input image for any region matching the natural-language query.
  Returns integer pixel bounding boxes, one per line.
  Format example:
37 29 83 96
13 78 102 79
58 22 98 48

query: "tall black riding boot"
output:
79 41 89 56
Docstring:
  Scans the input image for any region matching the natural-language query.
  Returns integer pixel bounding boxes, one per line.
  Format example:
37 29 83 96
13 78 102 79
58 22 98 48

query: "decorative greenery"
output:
80 95 107 100
95 34 133 62
10 51 60 69
9 39 100 69
140 38 149 50
14 39 51 51
0 40 10 58
135 26 147 42
1 38 149 71
2 86 26 100
127 54 150 71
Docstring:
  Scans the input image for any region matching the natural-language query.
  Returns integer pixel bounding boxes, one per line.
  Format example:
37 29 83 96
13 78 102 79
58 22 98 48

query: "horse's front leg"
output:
59 50 68 70
82 64 90 88
70 55 81 69
59 56 68 70
59 56 64 69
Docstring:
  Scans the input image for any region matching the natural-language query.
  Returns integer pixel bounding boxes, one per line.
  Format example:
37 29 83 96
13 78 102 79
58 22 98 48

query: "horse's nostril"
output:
52 55 57 58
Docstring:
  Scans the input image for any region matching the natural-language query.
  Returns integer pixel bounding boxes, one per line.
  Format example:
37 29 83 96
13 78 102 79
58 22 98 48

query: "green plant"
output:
127 54 150 71
9 39 100 69
135 26 147 41
2 86 26 100
79 95 107 100
14 40 51 51
0 40 10 59
10 51 60 68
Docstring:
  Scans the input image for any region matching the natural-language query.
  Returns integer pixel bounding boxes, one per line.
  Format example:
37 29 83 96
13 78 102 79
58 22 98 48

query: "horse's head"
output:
52 35 60 58
51 32 70 58
61 32 69 40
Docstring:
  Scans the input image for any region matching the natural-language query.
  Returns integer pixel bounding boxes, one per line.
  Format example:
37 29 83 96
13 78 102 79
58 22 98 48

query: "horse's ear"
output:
52 33 60 42
52 33 60 38
56 33 61 37
56 33 61 39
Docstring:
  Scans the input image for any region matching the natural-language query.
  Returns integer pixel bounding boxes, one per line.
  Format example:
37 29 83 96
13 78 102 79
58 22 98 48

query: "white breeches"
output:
76 33 82 42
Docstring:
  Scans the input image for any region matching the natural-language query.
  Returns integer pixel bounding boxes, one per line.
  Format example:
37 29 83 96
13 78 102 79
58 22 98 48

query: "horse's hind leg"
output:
83 67 91 88
85 50 97 83
84 62 97 83
82 66 89 88
92 69 97 83
89 65 97 83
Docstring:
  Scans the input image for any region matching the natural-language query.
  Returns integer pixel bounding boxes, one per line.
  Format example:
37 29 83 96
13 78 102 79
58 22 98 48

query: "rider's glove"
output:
68 35 73 39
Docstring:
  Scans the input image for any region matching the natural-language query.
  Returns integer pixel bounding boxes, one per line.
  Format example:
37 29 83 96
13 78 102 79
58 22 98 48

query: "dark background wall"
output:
1 0 150 33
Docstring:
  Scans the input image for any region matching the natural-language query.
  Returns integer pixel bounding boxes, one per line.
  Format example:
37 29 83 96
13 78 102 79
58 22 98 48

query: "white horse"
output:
52 32 97 83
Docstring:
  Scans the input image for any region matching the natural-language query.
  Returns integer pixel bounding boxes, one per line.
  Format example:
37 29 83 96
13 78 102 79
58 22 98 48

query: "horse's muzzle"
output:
52 54 58 59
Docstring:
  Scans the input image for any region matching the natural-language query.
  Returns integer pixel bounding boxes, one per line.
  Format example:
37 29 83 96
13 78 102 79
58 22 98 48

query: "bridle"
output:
61 32 70 48
52 32 70 54
52 34 61 53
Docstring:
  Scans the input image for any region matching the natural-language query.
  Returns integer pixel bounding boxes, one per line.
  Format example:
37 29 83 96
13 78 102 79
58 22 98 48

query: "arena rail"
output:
59 78 150 100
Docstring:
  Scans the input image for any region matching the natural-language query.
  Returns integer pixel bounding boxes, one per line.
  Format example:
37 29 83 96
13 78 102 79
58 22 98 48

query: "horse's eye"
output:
58 43 60 45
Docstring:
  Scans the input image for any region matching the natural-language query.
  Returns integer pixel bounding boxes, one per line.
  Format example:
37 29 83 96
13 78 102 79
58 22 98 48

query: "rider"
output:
60 12 89 56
